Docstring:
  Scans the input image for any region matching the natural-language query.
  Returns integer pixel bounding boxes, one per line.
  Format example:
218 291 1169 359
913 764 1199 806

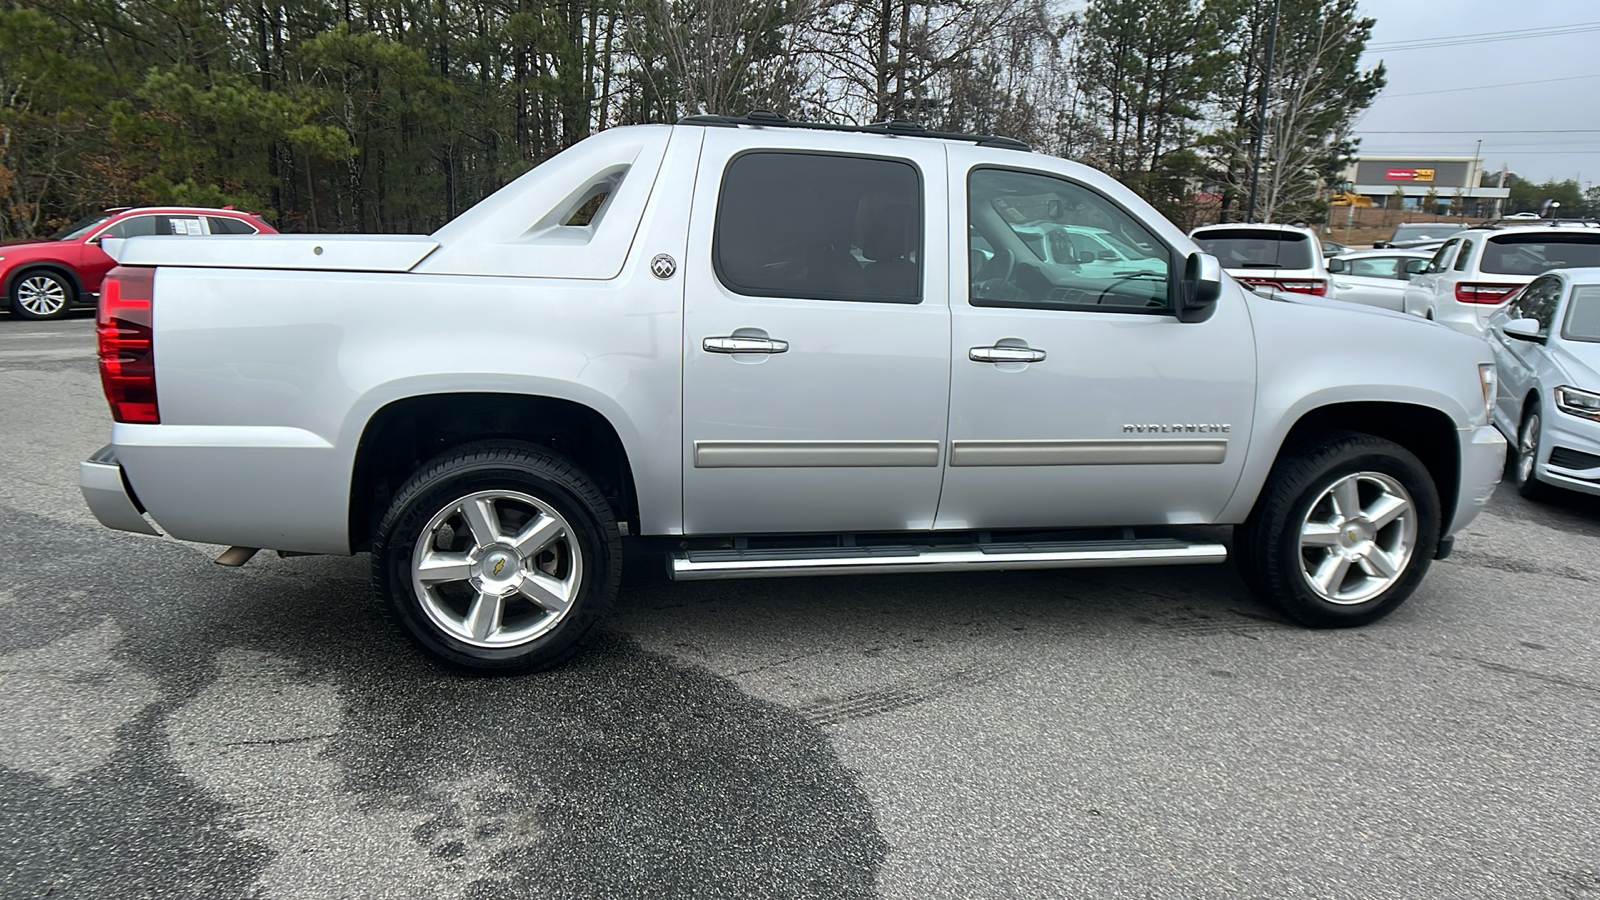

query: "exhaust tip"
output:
215 546 260 567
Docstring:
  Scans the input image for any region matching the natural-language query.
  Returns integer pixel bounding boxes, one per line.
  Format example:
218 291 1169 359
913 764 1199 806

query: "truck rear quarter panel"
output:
115 128 702 554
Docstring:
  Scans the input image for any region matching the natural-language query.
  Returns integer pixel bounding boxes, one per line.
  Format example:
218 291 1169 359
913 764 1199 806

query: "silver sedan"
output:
1327 249 1433 312
1487 266 1600 498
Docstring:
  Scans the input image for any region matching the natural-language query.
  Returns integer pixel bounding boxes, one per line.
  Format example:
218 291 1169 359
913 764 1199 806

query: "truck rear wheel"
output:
1235 432 1441 628
372 441 621 672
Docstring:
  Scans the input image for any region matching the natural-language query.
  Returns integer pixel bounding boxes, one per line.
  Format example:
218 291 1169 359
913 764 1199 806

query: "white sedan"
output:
1327 249 1433 312
1487 267 1600 499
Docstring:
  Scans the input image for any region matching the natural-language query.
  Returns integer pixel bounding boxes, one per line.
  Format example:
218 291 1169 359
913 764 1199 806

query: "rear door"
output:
680 132 952 535
1332 255 1410 311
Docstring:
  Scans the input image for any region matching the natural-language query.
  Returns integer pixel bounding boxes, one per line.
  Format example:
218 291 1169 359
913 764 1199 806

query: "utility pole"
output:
1468 138 1481 218
1245 0 1281 223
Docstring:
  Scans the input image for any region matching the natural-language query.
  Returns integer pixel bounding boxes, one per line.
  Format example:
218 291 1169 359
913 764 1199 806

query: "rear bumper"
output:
1447 425 1506 537
80 446 161 536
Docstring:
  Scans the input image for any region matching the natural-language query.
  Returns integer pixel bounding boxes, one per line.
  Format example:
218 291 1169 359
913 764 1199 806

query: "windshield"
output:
1481 234 1600 276
1566 286 1600 341
49 214 114 241
1193 229 1312 269
1390 224 1459 242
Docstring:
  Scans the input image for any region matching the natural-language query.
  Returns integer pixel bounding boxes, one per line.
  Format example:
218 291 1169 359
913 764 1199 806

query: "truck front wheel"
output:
1235 433 1441 628
372 441 621 672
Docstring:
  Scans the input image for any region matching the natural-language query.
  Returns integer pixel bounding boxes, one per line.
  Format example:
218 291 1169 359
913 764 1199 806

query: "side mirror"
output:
1097 250 1118 262
1178 252 1222 323
1326 258 1347 274
1502 317 1544 341
1403 258 1429 276
1373 241 1389 249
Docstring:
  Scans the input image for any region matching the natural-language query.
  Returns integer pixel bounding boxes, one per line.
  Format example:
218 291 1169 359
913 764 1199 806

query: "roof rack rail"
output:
1480 217 1600 229
678 110 1032 152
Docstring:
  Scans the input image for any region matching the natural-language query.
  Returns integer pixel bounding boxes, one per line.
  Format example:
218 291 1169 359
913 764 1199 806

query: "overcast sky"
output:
1353 0 1599 185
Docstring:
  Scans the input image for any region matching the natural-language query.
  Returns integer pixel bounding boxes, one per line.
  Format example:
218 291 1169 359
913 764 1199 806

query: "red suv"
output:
1 207 277 320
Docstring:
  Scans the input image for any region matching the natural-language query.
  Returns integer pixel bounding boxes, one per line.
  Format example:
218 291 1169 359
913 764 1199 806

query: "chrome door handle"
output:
970 345 1045 363
703 336 789 354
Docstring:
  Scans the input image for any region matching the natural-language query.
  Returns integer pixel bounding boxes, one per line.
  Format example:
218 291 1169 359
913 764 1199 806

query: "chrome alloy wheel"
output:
410 489 583 648
1298 472 1417 605
16 274 67 317
1518 412 1541 486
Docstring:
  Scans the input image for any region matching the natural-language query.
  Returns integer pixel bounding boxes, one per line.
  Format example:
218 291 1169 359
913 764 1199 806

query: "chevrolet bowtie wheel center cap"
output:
474 547 520 590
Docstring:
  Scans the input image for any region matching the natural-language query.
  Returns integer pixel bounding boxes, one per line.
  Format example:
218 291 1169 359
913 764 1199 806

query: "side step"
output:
668 538 1227 582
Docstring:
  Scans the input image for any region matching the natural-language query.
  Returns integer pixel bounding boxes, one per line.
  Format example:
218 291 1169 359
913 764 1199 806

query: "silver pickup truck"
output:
81 115 1507 672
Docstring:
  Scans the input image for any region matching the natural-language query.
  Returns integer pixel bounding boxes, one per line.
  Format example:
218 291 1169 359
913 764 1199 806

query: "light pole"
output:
1245 0 1282 223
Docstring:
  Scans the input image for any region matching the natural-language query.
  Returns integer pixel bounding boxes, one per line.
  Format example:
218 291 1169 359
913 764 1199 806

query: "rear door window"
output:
159 216 207 235
1349 256 1401 279
714 151 922 304
1453 240 1474 271
1481 233 1600 276
1192 230 1312 270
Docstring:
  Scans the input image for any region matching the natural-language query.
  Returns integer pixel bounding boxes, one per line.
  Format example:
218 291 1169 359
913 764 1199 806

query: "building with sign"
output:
1344 156 1509 216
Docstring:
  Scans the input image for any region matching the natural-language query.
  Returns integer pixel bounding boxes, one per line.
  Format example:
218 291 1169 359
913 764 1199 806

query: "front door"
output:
681 131 952 535
936 156 1256 530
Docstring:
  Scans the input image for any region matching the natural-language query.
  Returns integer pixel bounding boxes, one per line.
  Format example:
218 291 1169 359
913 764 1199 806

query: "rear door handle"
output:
970 345 1046 363
704 336 789 354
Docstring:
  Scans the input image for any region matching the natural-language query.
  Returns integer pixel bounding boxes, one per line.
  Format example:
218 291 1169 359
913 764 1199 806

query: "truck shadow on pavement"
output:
0 508 885 900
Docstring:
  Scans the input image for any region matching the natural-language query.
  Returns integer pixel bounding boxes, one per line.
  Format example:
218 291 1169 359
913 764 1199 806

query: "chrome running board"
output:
668 538 1227 581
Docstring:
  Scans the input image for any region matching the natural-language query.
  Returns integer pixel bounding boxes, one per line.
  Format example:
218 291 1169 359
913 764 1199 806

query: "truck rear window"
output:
1482 233 1600 276
1192 230 1312 269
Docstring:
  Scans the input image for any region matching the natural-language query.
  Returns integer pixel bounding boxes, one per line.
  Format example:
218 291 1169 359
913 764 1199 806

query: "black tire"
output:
1513 403 1554 501
1234 432 1441 628
9 269 76 320
372 441 621 673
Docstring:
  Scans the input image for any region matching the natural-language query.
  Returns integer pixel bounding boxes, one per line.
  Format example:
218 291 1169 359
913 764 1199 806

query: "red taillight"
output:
1279 280 1327 296
1455 282 1520 305
97 266 159 424
1240 278 1326 296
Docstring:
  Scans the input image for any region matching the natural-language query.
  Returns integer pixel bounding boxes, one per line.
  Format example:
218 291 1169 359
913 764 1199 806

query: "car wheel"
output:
1514 404 1554 501
1235 432 1440 628
10 270 75 320
372 441 621 672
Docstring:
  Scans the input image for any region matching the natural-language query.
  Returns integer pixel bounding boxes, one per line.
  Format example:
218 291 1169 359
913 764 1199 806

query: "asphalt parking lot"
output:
2 313 1598 900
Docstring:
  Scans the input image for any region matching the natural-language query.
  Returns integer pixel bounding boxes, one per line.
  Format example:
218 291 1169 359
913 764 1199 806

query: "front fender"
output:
1218 292 1491 524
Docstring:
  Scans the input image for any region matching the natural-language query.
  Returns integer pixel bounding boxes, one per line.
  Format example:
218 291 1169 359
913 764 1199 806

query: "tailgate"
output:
105 234 440 273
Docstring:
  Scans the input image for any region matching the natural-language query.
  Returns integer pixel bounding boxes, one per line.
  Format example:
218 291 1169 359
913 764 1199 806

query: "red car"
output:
1 206 277 320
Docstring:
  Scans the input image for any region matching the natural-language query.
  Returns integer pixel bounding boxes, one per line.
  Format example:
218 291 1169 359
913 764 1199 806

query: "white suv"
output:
1190 223 1333 299
1403 223 1600 336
